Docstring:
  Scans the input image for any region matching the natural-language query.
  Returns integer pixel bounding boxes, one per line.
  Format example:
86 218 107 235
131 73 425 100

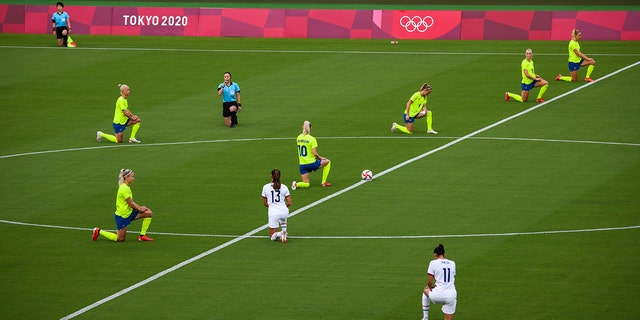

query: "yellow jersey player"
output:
556 29 596 82
505 48 549 103
391 83 437 135
92 169 154 242
292 120 331 189
97 84 143 144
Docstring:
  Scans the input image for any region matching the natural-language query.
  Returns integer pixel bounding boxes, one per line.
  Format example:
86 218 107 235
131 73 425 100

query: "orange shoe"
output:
321 182 332 187
138 235 154 242
555 74 562 81
536 98 544 103
585 78 594 82
505 91 510 102
281 230 287 244
92 227 100 241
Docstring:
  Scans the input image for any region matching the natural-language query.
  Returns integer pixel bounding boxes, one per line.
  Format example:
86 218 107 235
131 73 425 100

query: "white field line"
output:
2 136 638 160
33 59 630 318
1 219 638 239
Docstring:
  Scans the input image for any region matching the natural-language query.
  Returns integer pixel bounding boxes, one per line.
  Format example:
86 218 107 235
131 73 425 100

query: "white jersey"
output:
261 183 290 214
427 258 457 295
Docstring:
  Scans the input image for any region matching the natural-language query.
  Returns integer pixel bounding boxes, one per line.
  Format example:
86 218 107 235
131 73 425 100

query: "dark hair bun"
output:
434 244 445 255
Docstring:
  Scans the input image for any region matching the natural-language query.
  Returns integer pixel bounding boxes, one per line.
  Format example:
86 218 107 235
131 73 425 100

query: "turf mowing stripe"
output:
2 45 640 57
60 226 264 320
59 60 640 319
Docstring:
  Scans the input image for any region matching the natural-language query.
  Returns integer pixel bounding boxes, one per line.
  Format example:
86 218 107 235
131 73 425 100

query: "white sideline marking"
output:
49 60 636 318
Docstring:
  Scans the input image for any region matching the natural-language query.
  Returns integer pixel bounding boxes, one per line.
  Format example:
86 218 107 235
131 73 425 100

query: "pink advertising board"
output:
1 4 638 40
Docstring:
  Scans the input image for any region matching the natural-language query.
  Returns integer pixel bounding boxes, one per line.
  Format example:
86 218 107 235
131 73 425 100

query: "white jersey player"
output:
422 244 457 320
261 169 292 243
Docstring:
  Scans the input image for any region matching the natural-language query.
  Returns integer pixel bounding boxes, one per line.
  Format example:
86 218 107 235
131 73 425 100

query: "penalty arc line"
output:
2 136 638 160
60 61 640 319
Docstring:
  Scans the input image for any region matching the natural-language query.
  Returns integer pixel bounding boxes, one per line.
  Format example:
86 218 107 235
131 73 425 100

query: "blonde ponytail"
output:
118 168 133 185
302 120 311 135
118 83 129 93
571 29 580 41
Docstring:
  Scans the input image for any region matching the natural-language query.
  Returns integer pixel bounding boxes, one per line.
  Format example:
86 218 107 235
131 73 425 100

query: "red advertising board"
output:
390 10 461 40
1 4 638 41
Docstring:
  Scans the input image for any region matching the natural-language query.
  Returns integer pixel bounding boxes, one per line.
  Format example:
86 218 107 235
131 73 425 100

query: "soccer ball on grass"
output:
361 169 373 181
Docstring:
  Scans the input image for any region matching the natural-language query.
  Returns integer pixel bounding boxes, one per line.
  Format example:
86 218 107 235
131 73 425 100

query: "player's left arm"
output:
423 273 436 294
126 197 152 214
236 91 242 112
122 108 140 121
312 147 325 161
523 68 536 81
285 194 292 207
574 48 594 62
427 273 436 289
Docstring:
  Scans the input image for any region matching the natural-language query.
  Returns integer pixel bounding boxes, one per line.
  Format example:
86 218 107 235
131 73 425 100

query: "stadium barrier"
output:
1 4 638 40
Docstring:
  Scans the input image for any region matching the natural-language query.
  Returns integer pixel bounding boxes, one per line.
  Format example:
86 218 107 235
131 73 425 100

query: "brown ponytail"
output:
271 169 282 190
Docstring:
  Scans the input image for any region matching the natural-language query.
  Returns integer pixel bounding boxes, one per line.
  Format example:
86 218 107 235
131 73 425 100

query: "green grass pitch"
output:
0 34 639 319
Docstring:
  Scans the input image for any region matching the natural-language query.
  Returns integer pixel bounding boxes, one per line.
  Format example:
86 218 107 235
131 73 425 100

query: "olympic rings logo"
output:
399 15 434 33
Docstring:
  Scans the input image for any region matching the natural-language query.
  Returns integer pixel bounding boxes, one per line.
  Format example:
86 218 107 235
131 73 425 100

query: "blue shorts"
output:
299 159 321 174
521 80 538 91
115 209 139 230
112 119 130 134
403 114 416 124
568 59 584 72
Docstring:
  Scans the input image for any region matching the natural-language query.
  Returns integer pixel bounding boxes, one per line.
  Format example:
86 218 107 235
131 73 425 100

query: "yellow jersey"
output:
296 133 318 165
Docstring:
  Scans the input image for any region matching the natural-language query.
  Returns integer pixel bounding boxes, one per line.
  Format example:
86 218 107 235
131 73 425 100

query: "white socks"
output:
422 293 430 320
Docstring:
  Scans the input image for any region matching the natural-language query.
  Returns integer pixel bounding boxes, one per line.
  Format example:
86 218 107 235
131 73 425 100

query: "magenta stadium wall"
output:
1 4 639 40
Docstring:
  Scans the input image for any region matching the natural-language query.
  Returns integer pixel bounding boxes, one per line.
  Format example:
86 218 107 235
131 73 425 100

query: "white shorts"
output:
268 207 288 228
429 290 457 315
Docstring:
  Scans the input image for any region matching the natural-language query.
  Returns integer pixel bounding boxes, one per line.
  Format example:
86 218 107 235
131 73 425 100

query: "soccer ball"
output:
361 169 373 181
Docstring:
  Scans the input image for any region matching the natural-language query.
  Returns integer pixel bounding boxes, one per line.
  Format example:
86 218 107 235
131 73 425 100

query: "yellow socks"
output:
130 123 140 140
426 111 433 131
507 92 523 102
100 229 118 241
558 75 572 82
140 218 151 235
586 65 594 78
321 162 331 184
557 65 594 82
101 132 119 143
537 84 548 99
395 124 412 134
297 182 310 188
